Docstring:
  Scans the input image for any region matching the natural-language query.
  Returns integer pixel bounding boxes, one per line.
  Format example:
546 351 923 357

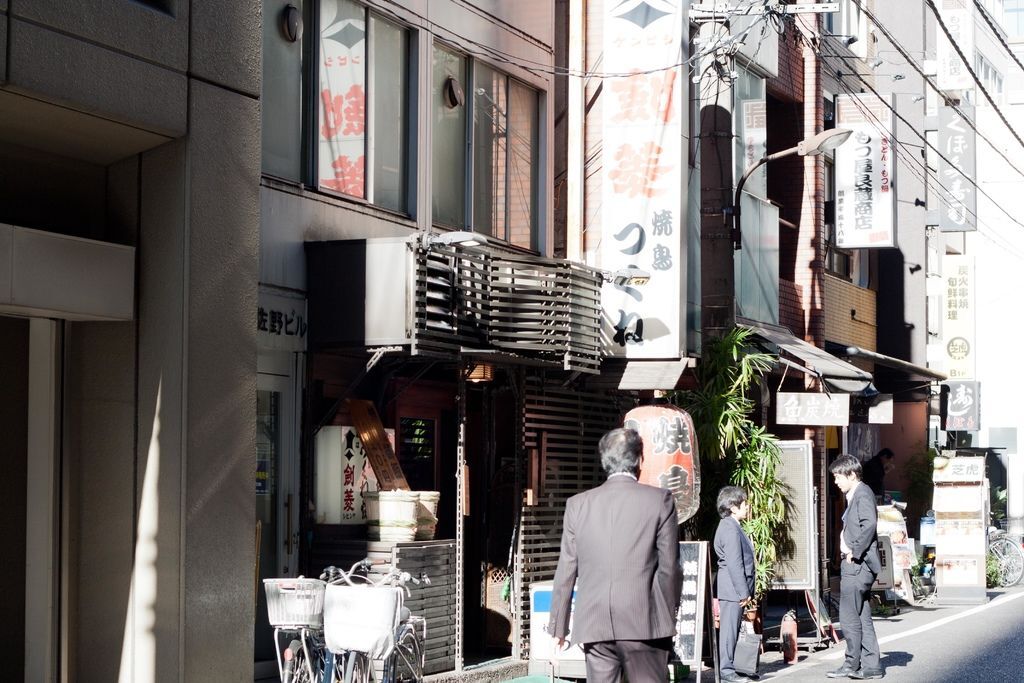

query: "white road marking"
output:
765 590 1024 678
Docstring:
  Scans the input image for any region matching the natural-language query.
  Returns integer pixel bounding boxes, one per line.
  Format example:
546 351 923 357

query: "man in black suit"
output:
549 427 681 683
828 454 883 680
714 486 756 682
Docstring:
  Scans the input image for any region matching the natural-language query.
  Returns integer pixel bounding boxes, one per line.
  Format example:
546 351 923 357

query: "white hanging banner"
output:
942 255 976 380
599 0 684 358
834 93 896 249
936 0 975 92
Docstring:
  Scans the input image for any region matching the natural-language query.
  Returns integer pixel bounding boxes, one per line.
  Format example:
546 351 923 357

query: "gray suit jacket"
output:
842 482 881 577
714 517 755 602
549 476 681 644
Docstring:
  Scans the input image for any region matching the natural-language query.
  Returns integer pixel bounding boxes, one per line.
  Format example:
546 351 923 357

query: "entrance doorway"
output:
255 356 301 679
0 315 62 682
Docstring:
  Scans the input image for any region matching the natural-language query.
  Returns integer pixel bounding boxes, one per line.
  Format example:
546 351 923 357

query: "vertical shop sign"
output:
938 105 977 233
936 0 974 91
943 381 981 431
835 94 896 248
625 404 700 523
600 1 684 357
942 255 975 379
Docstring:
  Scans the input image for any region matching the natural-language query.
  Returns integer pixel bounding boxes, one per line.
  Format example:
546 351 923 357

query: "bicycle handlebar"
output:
319 558 430 589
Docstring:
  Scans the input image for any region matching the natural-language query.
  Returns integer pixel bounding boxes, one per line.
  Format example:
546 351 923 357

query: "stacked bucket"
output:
365 491 440 542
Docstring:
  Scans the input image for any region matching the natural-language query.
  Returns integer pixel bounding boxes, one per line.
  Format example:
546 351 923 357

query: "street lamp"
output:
732 127 852 250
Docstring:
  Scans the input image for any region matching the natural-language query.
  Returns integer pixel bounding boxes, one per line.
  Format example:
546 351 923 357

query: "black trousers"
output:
582 637 673 683
839 562 881 671
718 599 744 676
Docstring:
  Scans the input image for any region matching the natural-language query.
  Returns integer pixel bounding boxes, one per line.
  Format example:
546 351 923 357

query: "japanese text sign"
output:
936 0 974 91
933 455 985 483
835 93 896 249
942 255 975 380
938 105 977 233
600 0 685 358
776 392 850 426
942 380 980 432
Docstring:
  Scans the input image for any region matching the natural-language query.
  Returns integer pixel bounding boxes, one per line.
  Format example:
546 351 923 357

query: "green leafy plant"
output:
670 326 789 600
986 552 1001 588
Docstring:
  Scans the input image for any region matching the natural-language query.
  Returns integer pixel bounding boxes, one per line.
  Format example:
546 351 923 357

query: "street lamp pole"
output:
731 128 853 250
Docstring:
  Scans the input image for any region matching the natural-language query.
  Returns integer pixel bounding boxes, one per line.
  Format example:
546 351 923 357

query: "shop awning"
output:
835 345 948 382
739 319 874 394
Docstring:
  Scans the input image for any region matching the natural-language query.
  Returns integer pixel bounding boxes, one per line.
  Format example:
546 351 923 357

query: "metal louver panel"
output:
513 376 632 658
411 243 603 373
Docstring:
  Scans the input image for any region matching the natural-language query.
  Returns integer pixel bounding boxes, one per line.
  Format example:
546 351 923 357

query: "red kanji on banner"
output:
609 71 677 124
322 155 365 197
320 85 366 140
608 142 672 198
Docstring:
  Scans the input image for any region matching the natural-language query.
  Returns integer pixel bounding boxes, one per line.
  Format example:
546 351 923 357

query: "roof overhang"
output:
739 319 874 394
835 345 948 382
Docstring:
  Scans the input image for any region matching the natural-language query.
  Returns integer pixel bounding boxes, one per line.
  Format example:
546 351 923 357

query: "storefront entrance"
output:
255 354 302 679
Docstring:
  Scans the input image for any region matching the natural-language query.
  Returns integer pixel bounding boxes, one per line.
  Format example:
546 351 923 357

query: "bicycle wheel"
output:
991 537 1024 586
384 625 423 683
340 651 372 683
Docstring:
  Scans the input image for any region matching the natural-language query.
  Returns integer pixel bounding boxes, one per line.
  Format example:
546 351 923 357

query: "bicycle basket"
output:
324 584 404 659
263 578 327 629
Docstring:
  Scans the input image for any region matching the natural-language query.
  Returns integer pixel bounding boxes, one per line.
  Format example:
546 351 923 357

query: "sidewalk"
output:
724 584 1024 681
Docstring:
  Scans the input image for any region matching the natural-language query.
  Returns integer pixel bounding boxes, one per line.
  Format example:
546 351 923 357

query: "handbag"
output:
733 627 761 676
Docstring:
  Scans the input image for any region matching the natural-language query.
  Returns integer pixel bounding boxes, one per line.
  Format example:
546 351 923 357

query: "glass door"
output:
255 369 299 674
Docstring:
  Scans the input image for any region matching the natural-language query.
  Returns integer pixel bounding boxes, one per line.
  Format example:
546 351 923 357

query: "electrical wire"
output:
846 0 1024 181
813 42 1024 234
924 0 1024 154
972 0 1024 77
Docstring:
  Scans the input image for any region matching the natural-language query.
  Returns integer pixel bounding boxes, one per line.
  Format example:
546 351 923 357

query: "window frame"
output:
432 41 542 252
313 0 416 215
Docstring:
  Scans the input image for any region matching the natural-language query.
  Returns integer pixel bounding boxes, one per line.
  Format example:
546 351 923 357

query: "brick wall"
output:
779 278 805 338
823 274 877 350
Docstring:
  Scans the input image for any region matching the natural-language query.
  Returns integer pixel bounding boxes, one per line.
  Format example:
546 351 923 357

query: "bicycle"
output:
262 576 329 683
264 560 428 683
322 560 428 683
989 527 1024 587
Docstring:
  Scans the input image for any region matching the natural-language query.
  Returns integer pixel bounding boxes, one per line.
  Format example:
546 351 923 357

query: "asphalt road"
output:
736 584 1024 682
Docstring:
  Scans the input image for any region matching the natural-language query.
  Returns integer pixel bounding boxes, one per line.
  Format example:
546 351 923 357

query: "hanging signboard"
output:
938 105 977 233
625 404 701 523
942 255 976 380
943 380 981 431
598 1 685 358
776 392 850 426
850 394 894 424
834 93 896 249
936 0 975 91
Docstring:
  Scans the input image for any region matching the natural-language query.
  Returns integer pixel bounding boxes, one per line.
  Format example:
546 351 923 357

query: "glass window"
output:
434 47 540 249
261 0 304 181
318 0 409 212
1007 0 1024 36
734 65 767 199
507 81 539 250
432 45 469 228
473 63 507 238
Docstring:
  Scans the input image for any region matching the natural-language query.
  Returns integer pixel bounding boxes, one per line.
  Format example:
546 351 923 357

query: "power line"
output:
924 0 1024 154
812 42 1024 233
972 0 1024 77
846 0 1024 184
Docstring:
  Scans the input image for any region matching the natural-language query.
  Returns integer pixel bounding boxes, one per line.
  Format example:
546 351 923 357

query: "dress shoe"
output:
826 664 858 678
737 674 761 681
849 668 884 680
721 673 747 683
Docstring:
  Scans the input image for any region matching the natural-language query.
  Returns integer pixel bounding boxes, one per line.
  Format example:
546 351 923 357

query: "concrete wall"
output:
1 1 261 681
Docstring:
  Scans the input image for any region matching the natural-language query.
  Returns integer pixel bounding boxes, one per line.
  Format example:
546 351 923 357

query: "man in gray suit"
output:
828 454 883 680
549 427 681 682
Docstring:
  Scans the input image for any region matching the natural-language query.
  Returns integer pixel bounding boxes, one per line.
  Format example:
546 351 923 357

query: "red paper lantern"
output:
624 404 701 523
